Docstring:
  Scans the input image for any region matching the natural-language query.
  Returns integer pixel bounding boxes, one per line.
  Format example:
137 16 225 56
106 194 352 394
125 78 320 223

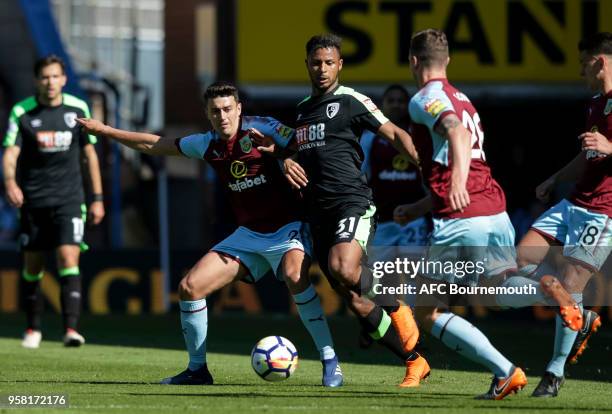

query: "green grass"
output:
0 312 610 414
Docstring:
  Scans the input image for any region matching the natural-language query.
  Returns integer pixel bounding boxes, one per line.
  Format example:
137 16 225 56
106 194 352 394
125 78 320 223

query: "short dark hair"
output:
383 84 410 101
578 32 612 55
34 55 66 77
306 34 342 56
203 81 240 104
410 29 449 67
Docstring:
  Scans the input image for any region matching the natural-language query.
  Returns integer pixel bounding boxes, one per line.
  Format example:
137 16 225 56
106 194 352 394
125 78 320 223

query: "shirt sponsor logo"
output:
379 170 418 181
239 135 252 153
64 112 77 128
604 99 612 115
228 174 268 192
36 130 73 152
362 98 378 113
424 99 447 117
326 102 340 119
30 119 42 128
453 92 470 102
296 123 326 150
230 160 248 178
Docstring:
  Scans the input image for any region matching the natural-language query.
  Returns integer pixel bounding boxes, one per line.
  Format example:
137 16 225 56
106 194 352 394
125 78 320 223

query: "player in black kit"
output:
2 55 105 349
261 34 429 386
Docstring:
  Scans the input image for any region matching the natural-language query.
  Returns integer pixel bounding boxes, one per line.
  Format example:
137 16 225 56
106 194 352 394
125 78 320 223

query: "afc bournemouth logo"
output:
239 135 252 153
64 112 77 128
326 103 340 119
230 160 248 178
604 99 612 115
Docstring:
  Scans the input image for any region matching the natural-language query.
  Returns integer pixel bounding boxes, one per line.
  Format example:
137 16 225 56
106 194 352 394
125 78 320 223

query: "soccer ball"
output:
251 336 298 381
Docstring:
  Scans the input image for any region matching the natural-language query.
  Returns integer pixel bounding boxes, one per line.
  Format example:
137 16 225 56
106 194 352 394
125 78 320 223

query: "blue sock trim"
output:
180 298 207 313
293 285 317 305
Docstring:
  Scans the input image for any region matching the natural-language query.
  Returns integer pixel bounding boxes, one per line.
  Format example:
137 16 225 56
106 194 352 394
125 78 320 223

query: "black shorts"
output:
310 204 377 278
19 203 85 251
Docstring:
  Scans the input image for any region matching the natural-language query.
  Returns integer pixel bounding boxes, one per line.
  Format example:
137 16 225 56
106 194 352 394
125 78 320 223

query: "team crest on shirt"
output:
604 99 612 115
30 119 42 128
239 135 252 153
424 99 447 117
326 103 340 119
64 112 77 128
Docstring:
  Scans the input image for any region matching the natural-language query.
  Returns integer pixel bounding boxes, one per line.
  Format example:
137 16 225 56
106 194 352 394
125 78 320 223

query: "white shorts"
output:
426 212 517 285
212 221 312 283
532 199 612 271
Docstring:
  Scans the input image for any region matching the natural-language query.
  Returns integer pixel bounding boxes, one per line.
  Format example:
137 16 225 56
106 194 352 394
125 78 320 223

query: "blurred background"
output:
0 0 610 321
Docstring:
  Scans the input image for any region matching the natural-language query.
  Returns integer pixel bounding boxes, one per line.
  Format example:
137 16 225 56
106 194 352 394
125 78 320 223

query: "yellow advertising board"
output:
236 0 612 83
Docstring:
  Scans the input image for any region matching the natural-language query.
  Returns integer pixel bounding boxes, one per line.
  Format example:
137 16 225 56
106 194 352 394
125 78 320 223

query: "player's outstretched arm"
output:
434 114 471 212
2 145 24 208
377 122 420 166
76 118 181 156
394 194 432 225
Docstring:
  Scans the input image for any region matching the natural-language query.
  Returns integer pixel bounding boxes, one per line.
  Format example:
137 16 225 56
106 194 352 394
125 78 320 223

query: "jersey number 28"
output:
461 110 486 161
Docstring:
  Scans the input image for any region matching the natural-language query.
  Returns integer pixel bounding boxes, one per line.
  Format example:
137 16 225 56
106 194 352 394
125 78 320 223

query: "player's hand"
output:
535 176 555 202
283 158 308 189
76 118 107 135
248 128 276 153
4 180 24 208
580 131 612 155
394 203 421 225
88 200 105 225
448 183 470 213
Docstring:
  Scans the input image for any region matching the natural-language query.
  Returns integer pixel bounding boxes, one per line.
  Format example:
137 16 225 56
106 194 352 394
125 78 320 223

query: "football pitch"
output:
1 312 610 414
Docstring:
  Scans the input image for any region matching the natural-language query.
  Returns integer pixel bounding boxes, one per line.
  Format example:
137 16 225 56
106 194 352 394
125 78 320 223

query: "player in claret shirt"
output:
511 32 612 398
401 29 531 399
77 82 343 387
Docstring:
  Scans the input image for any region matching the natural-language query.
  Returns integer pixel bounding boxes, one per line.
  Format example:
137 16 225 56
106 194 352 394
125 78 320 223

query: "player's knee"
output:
178 276 200 300
328 257 359 285
282 269 303 288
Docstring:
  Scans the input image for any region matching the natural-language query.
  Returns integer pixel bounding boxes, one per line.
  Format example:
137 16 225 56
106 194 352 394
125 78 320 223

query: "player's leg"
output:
417 214 526 398
279 248 342 387
21 250 45 348
327 207 420 353
501 201 582 327
55 244 84 346
161 251 248 385
19 206 47 349
54 203 88 346
534 207 610 397
326 238 427 386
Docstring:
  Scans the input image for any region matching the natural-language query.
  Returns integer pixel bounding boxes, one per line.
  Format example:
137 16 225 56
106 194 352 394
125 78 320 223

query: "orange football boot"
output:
389 303 419 352
399 354 431 387
540 275 583 331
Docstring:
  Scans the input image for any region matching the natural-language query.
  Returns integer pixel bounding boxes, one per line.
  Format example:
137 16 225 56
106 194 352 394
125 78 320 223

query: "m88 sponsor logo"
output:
296 123 326 149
